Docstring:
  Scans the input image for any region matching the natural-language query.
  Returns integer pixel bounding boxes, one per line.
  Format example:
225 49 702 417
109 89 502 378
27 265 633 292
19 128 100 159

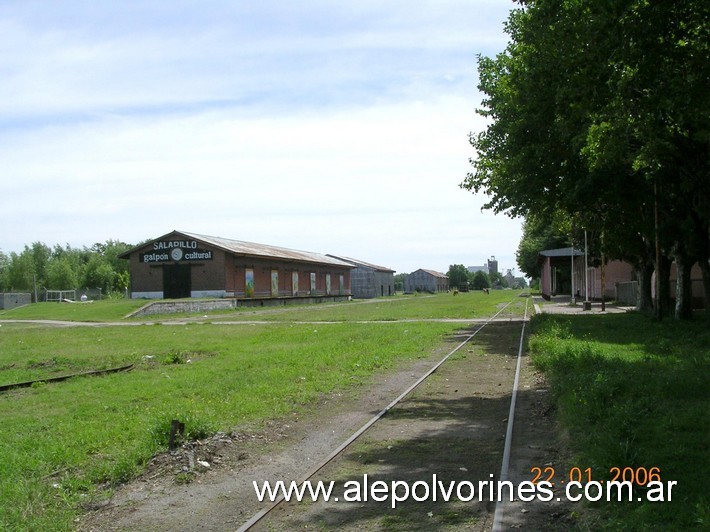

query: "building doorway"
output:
163 264 191 299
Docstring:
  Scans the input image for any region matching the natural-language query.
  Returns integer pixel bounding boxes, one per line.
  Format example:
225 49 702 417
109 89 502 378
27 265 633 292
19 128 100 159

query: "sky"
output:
0 0 523 275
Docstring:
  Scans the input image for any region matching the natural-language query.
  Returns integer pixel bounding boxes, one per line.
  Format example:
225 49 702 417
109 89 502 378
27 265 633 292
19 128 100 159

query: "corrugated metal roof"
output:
419 269 448 278
326 254 395 273
179 231 353 267
120 230 353 268
539 247 584 257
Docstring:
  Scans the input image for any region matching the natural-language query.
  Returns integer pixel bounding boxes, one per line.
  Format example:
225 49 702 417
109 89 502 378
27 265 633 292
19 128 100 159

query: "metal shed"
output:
327 255 395 298
404 269 449 293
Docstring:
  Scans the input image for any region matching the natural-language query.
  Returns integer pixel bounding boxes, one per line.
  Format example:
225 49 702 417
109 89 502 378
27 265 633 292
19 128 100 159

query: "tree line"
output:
447 264 527 290
0 240 133 298
462 0 709 319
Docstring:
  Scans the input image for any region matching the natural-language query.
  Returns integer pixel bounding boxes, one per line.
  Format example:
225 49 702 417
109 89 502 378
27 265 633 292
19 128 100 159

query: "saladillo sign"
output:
140 240 213 263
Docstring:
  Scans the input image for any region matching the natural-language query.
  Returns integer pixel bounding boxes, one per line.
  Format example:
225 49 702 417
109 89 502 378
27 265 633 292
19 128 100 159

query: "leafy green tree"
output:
29 242 52 289
91 240 132 291
471 270 490 290
490 271 508 289
394 273 407 292
83 257 116 294
463 0 709 319
516 215 571 280
6 251 34 291
0 251 8 291
447 264 469 290
46 257 78 289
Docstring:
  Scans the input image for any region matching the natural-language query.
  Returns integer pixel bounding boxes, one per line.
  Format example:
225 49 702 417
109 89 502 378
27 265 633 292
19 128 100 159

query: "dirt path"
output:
79 307 574 531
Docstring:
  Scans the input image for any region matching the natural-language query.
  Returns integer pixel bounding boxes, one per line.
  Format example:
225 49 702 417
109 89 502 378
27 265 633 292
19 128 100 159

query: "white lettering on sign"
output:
185 251 212 260
143 253 170 263
153 240 198 250
140 249 212 263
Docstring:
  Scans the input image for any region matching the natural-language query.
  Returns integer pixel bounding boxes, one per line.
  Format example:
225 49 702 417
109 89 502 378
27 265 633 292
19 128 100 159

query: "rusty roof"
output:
326 254 395 273
416 269 448 278
120 230 354 268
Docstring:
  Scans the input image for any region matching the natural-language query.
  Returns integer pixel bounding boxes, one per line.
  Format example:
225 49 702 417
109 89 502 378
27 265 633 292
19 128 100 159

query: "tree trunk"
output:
700 258 710 320
659 255 672 318
635 261 654 314
674 248 693 320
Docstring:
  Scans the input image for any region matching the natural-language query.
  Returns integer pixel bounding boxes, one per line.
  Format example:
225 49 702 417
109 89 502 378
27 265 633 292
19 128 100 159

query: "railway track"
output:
238 296 531 531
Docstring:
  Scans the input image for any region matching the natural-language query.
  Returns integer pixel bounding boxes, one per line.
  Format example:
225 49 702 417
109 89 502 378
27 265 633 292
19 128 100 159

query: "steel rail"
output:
492 297 530 531
237 297 526 531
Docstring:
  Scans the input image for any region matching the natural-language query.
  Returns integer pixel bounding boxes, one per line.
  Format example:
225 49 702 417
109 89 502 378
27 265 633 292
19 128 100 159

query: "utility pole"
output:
571 240 575 304
601 231 606 312
654 179 662 321
584 230 591 310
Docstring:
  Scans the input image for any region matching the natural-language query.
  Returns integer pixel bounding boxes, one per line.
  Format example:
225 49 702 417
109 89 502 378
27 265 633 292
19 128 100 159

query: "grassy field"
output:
529 312 709 530
0 291 515 324
0 290 524 530
0 298 146 321
210 292 514 322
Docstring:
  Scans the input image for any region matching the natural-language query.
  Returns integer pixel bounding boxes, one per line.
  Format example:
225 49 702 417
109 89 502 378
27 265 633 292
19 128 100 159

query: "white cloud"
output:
0 0 521 273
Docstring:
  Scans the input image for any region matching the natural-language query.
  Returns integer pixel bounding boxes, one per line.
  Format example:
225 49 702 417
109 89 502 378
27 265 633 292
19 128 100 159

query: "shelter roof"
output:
539 247 584 258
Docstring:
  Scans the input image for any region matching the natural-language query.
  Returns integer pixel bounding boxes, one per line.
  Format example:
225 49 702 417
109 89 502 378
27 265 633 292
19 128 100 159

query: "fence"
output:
43 288 103 302
45 290 77 302
616 281 638 306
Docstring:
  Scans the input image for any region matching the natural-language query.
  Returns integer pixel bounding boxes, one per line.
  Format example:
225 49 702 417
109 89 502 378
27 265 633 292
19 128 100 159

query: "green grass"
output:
529 312 710 530
0 291 525 530
0 299 146 321
212 290 525 322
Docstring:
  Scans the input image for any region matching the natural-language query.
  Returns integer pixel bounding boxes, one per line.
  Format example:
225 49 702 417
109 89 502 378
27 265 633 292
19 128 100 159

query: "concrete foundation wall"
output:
0 293 32 310
128 295 352 317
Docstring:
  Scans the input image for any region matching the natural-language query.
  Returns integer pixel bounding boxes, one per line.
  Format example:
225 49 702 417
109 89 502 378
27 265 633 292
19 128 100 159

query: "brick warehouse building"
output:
119 230 353 300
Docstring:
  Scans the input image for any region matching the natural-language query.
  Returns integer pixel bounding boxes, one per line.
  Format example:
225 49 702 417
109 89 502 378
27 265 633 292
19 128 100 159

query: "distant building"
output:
487 256 499 276
504 269 515 287
404 269 449 293
327 255 395 298
468 257 498 277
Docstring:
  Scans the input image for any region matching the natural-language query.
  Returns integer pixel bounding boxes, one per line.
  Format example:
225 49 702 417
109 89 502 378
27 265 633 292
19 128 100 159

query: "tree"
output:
463 0 709 319
447 264 469 290
6 251 34 291
490 271 508 289
46 258 78 289
28 242 52 289
0 251 8 291
471 270 490 290
83 257 116 294
394 273 407 292
516 215 571 280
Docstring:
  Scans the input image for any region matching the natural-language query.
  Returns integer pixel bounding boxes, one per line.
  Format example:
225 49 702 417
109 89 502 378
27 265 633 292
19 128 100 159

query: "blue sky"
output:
1 0 522 275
